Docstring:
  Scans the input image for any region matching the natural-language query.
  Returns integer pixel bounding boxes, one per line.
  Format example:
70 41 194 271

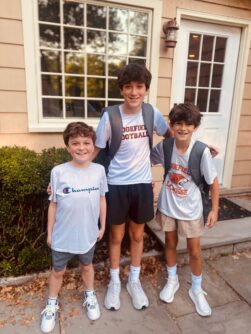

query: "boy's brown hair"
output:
63 122 96 146
117 63 152 90
169 103 203 128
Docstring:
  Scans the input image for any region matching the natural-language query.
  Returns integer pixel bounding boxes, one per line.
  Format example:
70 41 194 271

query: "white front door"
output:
173 20 241 184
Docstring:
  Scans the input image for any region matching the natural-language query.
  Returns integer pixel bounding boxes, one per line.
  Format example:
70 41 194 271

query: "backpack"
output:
162 137 211 223
96 103 154 173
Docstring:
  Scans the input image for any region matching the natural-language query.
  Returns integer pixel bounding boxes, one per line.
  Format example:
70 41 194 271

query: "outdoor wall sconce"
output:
163 18 179 48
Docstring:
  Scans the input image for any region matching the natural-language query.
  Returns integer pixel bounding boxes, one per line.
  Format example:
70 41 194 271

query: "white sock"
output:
85 290 94 297
191 273 202 291
129 265 140 282
110 268 120 283
167 264 177 279
48 296 58 305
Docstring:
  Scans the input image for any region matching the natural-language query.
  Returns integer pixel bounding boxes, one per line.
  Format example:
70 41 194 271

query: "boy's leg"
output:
187 237 211 316
80 247 101 321
126 219 149 310
160 230 180 303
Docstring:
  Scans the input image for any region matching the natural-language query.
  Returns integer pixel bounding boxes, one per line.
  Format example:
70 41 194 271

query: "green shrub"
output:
0 146 71 276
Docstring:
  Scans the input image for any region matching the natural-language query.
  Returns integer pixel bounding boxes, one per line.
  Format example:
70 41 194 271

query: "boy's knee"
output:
130 230 144 244
189 249 201 261
52 268 65 279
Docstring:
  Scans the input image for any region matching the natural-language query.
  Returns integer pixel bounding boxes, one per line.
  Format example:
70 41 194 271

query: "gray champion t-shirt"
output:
50 162 108 254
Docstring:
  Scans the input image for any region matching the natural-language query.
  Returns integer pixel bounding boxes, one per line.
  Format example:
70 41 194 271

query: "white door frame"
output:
171 9 251 189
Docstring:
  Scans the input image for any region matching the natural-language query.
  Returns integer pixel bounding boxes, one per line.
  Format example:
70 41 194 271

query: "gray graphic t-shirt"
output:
50 162 108 254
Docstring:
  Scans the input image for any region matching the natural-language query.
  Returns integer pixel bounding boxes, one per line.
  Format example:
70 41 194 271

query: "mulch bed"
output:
218 197 251 221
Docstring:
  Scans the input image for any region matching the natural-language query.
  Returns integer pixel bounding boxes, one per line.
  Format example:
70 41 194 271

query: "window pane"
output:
87 100 105 118
128 58 146 65
87 78 105 98
64 27 84 50
40 24 60 48
129 11 148 35
199 63 211 87
129 36 147 57
109 33 127 55
38 0 60 23
87 4 106 29
184 88 196 104
188 34 201 60
201 35 214 61
108 56 126 76
214 37 227 62
212 64 223 88
63 1 84 26
109 8 128 32
87 30 106 53
65 52 84 74
87 55 105 76
42 98 62 117
197 89 208 112
108 79 121 98
65 99 84 117
42 75 62 95
186 62 198 86
65 76 84 97
209 90 220 112
41 50 61 73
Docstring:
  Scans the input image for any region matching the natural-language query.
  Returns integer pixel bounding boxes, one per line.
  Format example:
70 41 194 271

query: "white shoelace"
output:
83 294 97 309
41 304 59 317
108 282 121 297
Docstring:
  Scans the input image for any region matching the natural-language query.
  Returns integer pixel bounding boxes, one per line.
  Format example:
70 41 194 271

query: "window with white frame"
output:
35 0 152 120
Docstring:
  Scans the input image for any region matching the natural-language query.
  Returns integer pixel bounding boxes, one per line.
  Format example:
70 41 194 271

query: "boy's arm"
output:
207 176 219 228
98 195 106 241
47 201 57 247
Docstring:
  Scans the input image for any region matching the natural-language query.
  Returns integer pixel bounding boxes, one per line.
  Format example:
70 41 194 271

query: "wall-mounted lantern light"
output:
163 18 179 48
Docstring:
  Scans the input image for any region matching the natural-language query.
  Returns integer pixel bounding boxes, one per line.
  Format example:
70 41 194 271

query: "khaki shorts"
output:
155 210 204 238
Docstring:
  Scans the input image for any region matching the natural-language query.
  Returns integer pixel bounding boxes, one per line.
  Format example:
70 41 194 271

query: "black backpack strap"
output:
162 137 175 181
142 102 154 149
188 140 207 186
102 105 123 160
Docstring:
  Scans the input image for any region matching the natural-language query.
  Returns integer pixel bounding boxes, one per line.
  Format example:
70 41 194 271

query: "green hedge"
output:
0 146 71 276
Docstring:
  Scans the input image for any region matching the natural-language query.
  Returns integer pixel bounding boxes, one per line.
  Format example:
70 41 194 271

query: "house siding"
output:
0 0 251 193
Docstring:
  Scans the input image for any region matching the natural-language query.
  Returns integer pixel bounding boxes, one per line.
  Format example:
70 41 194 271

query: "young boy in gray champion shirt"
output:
41 122 108 333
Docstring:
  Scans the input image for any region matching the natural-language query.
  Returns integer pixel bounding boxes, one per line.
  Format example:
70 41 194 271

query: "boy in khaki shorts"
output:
151 103 219 317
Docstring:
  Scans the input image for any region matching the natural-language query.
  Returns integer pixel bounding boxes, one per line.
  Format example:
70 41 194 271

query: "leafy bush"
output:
0 146 71 276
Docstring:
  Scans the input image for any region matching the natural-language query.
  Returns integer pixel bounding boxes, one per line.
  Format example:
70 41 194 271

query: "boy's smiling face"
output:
170 121 197 145
120 81 148 113
67 135 94 167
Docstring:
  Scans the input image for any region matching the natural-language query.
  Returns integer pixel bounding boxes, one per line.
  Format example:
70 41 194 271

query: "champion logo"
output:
62 186 99 194
63 187 72 194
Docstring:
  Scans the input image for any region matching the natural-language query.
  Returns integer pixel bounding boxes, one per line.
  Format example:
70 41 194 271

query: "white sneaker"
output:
83 291 101 321
160 275 180 303
189 288 212 317
104 281 121 310
40 301 59 333
126 280 149 310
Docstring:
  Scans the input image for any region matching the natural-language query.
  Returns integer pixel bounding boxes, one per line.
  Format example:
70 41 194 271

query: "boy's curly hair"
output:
169 103 203 128
117 63 152 90
63 122 96 146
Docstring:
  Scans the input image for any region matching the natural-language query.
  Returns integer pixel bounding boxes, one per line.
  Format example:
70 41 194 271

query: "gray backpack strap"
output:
142 102 154 149
188 141 207 186
105 105 123 160
162 137 175 181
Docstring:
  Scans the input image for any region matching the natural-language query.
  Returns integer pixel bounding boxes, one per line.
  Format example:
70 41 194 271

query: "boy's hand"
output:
47 234 52 248
206 210 218 228
47 183 52 196
97 228 105 241
208 145 219 158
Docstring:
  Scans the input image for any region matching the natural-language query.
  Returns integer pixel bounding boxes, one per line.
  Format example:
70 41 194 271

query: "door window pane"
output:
199 63 211 87
188 34 201 60
201 35 214 61
212 64 223 88
184 88 196 104
209 90 220 112
186 62 198 86
214 37 227 62
197 89 208 112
